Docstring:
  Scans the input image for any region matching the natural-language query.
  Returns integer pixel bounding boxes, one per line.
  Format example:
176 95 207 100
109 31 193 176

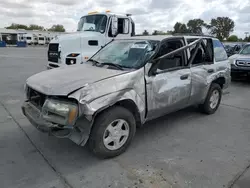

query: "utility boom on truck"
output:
47 10 135 69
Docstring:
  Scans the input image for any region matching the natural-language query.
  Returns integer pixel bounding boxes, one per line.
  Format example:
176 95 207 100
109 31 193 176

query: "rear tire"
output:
88 106 136 159
199 83 222 114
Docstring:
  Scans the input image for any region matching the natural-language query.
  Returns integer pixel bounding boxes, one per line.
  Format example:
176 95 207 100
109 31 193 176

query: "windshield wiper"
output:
88 59 101 66
89 59 125 70
101 62 124 70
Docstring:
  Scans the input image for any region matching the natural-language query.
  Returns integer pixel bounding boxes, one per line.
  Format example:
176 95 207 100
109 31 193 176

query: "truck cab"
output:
47 10 135 69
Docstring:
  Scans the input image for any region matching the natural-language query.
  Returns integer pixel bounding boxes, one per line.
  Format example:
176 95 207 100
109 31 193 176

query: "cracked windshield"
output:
90 40 155 69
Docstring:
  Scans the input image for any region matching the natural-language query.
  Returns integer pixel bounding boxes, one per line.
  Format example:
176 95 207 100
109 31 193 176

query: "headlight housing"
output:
42 99 78 126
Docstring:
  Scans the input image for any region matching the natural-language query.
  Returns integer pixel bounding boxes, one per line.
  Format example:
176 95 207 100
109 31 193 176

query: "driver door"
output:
145 38 191 120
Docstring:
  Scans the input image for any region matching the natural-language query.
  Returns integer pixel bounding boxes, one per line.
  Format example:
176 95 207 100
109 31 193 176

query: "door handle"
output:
207 69 214 73
180 74 189 80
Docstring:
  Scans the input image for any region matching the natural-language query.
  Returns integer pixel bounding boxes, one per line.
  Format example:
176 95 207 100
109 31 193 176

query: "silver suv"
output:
229 43 250 79
22 35 231 158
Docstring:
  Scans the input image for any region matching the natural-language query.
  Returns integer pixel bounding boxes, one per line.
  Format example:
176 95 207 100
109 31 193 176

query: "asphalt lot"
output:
0 47 250 188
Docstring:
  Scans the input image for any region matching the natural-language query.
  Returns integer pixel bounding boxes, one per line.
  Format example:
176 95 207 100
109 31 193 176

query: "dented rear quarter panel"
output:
189 60 230 105
68 67 146 122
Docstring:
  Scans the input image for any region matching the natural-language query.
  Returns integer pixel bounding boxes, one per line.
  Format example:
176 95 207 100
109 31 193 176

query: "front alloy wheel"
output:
88 106 136 158
103 119 130 151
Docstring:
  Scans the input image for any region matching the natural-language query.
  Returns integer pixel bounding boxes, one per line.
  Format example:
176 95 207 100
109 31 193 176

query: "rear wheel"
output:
88 106 136 159
199 83 222 114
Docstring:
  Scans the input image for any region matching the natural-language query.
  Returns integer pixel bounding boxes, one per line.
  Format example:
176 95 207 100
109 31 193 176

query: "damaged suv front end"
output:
22 39 153 149
22 85 92 146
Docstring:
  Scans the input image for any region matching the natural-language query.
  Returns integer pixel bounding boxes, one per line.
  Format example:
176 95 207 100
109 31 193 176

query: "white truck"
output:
24 34 38 45
24 34 34 45
38 35 46 45
47 10 135 69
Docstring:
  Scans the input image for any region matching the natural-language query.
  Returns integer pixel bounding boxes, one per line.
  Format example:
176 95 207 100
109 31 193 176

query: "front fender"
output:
81 89 146 122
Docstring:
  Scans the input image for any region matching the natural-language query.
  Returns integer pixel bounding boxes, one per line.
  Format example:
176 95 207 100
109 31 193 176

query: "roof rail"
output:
172 33 215 38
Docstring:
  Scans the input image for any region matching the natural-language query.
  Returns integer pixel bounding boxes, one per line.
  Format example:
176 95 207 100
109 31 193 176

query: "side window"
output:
235 45 241 52
155 39 186 72
212 39 228 62
187 38 214 66
108 18 130 37
118 18 129 34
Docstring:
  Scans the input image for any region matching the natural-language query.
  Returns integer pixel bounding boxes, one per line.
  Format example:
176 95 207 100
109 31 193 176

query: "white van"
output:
38 35 46 45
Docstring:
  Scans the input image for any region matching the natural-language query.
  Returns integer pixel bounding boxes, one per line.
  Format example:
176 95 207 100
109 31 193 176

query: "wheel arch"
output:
92 99 142 128
211 76 226 89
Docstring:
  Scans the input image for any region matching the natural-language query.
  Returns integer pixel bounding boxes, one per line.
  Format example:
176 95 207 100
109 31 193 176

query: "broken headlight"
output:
42 99 78 126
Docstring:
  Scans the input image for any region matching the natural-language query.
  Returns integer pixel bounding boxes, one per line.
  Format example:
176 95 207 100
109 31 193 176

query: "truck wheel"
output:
199 83 222 114
88 106 136 159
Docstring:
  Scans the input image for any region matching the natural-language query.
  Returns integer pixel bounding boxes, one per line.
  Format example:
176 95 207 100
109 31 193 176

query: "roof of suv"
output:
115 34 217 41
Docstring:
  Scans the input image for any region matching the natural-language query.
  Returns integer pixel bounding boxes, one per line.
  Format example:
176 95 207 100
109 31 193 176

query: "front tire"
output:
88 106 136 159
199 83 222 114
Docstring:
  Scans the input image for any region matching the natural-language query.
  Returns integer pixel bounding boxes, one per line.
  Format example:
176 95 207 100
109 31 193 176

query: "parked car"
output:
22 35 230 158
223 42 244 57
229 43 250 79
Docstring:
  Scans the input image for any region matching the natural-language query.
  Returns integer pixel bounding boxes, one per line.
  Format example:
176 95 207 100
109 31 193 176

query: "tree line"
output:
5 23 66 32
141 17 250 42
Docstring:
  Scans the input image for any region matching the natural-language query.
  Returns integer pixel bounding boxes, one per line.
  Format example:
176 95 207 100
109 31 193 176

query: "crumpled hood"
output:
26 64 126 96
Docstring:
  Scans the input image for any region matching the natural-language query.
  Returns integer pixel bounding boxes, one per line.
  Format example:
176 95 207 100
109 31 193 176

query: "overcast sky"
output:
0 0 249 37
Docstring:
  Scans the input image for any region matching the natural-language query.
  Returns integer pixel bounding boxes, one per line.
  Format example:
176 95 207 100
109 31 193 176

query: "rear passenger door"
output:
145 38 191 120
188 38 215 105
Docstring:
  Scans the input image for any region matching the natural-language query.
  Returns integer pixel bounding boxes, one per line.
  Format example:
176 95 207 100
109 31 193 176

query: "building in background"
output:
0 28 69 47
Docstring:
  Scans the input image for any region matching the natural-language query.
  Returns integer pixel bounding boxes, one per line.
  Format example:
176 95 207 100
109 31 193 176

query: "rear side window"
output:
212 39 228 62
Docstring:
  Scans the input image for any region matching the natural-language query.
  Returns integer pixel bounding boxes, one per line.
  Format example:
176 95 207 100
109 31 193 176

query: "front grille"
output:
27 87 46 108
48 53 58 63
48 43 59 51
48 43 59 63
236 60 250 67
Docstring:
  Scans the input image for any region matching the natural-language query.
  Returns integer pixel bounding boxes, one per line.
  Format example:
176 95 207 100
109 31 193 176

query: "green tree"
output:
173 22 188 33
187 19 205 34
6 23 28 30
207 17 235 41
227 35 238 42
27 24 44 31
244 37 250 42
166 30 173 35
142 30 149 36
152 30 158 35
48 24 66 32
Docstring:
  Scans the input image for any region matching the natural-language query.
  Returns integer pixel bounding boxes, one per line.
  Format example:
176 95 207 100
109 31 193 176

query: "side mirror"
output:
111 16 118 37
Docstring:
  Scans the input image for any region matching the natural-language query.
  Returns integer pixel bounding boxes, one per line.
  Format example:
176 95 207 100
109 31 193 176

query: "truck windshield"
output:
77 14 107 33
239 45 250 55
90 40 157 69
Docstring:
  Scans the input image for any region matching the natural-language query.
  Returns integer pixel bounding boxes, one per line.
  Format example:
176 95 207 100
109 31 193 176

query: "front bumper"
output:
22 101 92 146
22 102 54 132
231 64 250 74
